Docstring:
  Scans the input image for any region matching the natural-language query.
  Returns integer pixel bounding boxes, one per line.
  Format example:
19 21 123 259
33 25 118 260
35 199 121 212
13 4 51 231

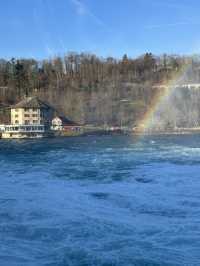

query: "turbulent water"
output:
1 135 200 266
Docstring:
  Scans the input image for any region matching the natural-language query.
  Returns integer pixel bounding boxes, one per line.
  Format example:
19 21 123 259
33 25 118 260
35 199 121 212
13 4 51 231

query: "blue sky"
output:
0 0 200 59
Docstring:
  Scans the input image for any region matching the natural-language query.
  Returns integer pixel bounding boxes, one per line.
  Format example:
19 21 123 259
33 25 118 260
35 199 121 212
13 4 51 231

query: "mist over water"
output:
1 135 200 266
148 85 200 131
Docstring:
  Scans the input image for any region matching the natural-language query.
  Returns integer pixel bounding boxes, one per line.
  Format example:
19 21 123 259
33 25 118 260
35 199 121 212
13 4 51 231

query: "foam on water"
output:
1 135 200 265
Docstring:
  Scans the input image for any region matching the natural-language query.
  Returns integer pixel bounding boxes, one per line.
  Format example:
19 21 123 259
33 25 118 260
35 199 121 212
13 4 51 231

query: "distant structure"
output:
153 83 200 90
1 96 54 139
51 115 82 136
52 116 78 130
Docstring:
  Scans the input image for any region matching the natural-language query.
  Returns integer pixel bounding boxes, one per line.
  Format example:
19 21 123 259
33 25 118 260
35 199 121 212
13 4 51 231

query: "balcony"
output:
4 125 45 133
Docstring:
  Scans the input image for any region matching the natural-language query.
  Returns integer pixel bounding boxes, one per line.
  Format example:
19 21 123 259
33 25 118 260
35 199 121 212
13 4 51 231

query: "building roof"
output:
54 116 79 126
12 96 53 109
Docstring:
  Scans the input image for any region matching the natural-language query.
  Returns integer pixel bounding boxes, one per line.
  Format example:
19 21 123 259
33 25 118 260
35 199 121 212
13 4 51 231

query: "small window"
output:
15 120 19 124
24 114 30 117
15 114 18 118
33 120 38 124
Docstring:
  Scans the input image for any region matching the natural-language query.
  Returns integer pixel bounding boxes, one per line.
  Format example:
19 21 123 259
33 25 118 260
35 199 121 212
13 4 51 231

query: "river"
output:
0 135 200 266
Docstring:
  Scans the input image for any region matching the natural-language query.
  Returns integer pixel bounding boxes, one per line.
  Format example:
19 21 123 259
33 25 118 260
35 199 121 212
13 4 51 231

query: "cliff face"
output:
1 53 200 128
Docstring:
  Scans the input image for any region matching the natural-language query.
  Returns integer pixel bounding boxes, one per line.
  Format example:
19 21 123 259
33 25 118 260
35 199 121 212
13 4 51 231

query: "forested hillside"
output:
1 53 200 128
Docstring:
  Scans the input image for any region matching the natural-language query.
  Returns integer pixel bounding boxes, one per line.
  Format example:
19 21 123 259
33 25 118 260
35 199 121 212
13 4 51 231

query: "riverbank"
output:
2 126 200 139
133 127 200 136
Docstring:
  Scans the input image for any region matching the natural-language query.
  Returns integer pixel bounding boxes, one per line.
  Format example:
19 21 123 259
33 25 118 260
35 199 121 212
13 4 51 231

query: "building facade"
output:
51 116 63 131
11 108 42 125
1 96 54 139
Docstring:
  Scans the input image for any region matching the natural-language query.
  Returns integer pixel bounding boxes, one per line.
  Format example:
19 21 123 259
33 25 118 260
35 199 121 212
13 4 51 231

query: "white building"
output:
51 116 64 131
1 96 54 139
51 116 78 131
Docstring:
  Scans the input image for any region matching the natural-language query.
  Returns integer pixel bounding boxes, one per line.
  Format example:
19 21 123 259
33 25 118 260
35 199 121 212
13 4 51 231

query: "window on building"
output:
15 120 19 124
32 114 38 117
24 114 30 117
33 120 38 124
25 120 30 125
15 114 18 118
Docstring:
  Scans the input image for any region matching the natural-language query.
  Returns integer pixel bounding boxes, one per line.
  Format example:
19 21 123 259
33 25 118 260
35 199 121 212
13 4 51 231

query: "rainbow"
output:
136 62 191 134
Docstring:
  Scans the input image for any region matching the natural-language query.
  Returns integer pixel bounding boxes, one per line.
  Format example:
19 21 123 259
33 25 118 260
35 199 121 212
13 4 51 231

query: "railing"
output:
4 124 45 133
